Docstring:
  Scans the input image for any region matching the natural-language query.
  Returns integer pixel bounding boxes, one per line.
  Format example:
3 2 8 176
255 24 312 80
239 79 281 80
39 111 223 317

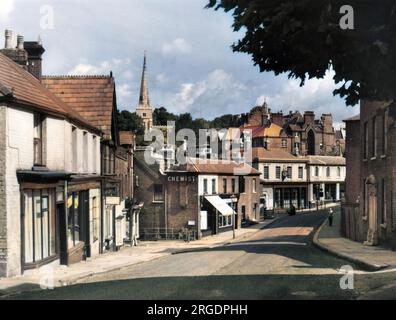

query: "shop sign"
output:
167 175 196 183
106 197 121 205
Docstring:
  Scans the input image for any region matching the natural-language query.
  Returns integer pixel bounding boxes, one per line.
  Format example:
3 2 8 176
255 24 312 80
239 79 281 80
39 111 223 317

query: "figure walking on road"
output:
328 208 334 227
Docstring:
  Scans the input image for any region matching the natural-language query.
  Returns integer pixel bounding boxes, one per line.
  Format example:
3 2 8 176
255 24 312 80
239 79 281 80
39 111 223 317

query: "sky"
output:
0 0 359 125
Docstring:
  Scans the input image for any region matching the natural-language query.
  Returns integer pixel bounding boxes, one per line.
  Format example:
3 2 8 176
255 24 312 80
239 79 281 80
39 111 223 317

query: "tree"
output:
153 107 178 125
207 0 396 106
117 110 145 136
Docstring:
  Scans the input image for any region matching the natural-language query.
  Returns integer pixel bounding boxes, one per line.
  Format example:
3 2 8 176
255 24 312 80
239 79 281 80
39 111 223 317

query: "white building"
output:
252 149 345 211
0 51 102 277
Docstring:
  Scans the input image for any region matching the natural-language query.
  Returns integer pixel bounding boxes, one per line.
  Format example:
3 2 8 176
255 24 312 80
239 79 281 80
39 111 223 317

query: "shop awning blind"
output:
205 195 236 216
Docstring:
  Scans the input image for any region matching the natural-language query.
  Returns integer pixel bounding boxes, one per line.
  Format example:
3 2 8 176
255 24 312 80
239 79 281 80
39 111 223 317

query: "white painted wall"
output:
3 105 101 276
308 165 346 183
258 162 307 183
198 175 218 196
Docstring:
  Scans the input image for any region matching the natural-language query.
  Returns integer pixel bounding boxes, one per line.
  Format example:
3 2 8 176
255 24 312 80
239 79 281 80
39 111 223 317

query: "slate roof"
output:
306 155 346 166
0 53 100 133
42 75 116 140
252 148 307 162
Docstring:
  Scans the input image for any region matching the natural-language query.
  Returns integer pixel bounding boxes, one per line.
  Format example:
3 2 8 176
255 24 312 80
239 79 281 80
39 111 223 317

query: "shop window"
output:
92 197 99 242
67 193 81 248
218 214 233 228
23 189 56 264
153 184 164 202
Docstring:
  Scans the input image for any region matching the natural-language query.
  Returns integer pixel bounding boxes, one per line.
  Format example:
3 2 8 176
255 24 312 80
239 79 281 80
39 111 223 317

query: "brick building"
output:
342 100 396 249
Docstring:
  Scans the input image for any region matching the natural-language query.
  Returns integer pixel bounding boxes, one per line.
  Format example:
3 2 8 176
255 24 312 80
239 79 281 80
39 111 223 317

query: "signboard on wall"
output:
167 175 196 183
106 197 121 205
200 211 208 230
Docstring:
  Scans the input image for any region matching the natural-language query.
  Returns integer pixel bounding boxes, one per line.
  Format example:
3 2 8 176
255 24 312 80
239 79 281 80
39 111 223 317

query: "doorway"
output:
365 175 378 246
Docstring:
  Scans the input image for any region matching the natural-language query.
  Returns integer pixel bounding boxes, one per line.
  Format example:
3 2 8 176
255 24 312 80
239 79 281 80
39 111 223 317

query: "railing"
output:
140 228 197 242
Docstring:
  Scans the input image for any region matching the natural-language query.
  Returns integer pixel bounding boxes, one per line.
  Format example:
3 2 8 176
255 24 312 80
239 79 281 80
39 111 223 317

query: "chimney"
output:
1 29 28 68
4 29 12 49
16 35 24 50
304 111 315 125
24 37 45 79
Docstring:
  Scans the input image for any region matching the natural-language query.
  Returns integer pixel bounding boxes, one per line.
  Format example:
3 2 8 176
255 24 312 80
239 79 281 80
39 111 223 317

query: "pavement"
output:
0 216 279 298
313 208 396 271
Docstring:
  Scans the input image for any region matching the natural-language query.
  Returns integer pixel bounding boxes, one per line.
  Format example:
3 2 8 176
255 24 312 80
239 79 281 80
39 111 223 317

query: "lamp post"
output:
230 194 237 239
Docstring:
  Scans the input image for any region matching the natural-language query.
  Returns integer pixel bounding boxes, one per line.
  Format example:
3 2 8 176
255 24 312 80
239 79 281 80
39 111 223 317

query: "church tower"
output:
136 52 153 131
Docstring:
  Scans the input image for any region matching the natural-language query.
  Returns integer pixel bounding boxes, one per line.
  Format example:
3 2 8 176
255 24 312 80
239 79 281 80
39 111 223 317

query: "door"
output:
79 191 91 258
57 203 68 265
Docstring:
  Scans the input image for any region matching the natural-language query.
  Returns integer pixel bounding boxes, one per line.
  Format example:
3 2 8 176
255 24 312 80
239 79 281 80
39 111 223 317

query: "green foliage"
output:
207 0 396 105
117 110 145 136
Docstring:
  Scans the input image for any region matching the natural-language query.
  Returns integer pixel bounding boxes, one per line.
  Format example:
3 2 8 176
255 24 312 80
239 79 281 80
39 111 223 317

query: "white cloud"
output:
68 58 131 75
168 69 247 116
0 0 15 23
256 70 358 121
161 38 192 56
117 84 133 98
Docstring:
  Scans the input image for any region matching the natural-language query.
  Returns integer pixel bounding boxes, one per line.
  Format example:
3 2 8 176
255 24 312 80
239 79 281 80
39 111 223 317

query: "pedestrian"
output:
328 208 334 227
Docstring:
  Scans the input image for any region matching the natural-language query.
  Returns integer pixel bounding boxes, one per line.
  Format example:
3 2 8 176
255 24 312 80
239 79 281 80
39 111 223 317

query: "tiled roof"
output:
170 157 261 176
0 53 100 133
42 75 116 140
306 155 346 166
119 131 135 146
252 148 306 162
241 123 282 138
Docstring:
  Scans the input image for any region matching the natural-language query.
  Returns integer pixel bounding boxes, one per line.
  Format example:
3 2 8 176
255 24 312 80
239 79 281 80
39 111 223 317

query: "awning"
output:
205 195 236 216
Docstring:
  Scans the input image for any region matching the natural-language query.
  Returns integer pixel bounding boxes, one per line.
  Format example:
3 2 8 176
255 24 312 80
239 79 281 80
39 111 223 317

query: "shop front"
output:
273 185 308 210
202 195 237 235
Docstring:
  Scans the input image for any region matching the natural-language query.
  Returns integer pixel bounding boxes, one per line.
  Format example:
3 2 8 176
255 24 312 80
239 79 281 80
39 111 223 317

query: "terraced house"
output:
0 34 103 277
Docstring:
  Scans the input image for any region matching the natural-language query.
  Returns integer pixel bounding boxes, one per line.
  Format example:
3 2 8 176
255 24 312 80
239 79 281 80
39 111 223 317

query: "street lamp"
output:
230 194 237 239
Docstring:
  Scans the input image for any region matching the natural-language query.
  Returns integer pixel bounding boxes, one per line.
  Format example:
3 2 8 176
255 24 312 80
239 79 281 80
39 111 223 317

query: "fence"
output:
140 228 197 242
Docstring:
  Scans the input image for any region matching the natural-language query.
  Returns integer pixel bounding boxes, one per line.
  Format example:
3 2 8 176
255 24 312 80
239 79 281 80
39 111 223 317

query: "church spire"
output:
138 51 150 107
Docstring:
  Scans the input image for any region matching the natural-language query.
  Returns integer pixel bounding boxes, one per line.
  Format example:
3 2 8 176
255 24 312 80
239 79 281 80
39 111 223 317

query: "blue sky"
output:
0 0 359 124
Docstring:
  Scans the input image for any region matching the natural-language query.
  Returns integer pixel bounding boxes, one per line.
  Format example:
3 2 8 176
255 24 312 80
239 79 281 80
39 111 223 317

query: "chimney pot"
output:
17 35 24 50
5 29 13 49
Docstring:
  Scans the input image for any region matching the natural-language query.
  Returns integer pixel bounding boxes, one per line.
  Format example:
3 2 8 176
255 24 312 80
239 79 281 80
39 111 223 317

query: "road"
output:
6 210 396 299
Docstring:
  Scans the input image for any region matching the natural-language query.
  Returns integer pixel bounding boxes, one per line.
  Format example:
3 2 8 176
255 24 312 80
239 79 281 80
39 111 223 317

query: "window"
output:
276 166 281 179
337 167 341 177
382 111 388 155
153 184 164 202
223 178 227 194
67 192 82 248
83 132 88 173
239 177 246 193
281 139 287 148
143 113 147 117
33 114 44 166
92 136 97 173
363 122 368 159
253 178 257 193
23 189 56 264
382 179 387 225
218 214 233 228
253 203 258 219
72 127 78 172
298 167 303 179
372 117 377 158
315 167 319 177
203 179 208 194
287 166 292 179
212 179 216 194
231 178 236 193
326 167 330 177
263 166 269 179
92 197 99 242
